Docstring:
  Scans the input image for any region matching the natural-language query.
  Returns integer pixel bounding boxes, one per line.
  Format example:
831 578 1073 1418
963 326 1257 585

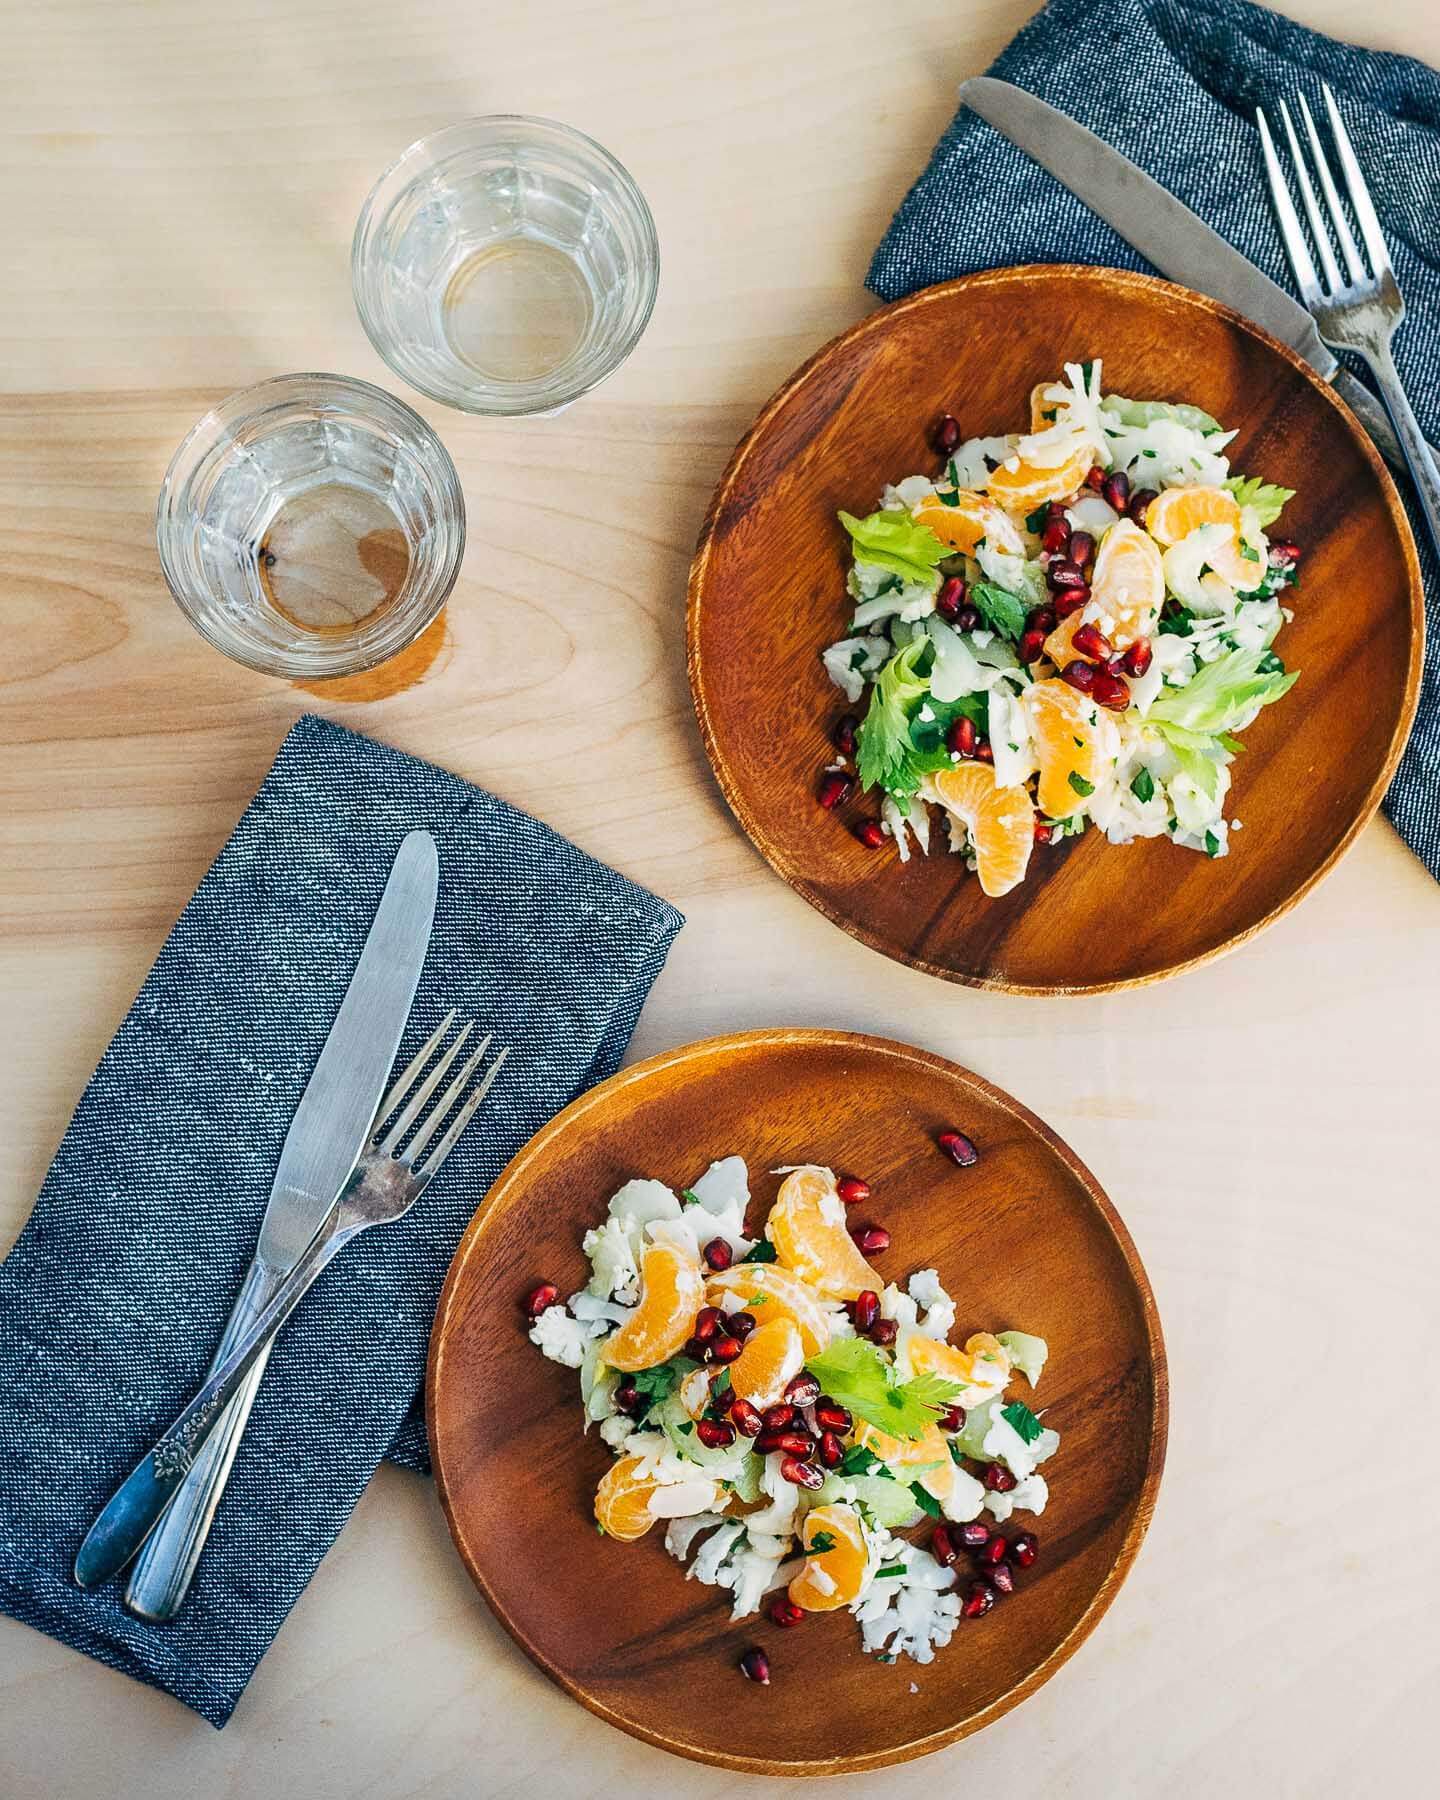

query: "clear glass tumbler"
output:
351 116 659 416
157 373 466 679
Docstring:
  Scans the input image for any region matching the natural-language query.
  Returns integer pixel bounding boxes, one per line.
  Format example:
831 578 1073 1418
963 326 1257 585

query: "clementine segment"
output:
594 1456 661 1541
728 1315 805 1409
1144 484 1241 547
906 1330 1012 1408
913 490 1024 559
787 1504 869 1611
928 765 1035 898
854 1418 955 1502
767 1166 881 1300
1027 678 1111 821
706 1263 832 1356
599 1242 704 1372
1089 519 1163 646
986 440 1094 512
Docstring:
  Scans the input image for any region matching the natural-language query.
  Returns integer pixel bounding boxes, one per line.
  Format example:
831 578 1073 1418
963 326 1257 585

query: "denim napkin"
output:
0 714 683 1726
870 0 1440 878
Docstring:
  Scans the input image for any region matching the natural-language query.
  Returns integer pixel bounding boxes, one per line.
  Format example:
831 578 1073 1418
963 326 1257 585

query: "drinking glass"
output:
351 116 659 416
157 373 466 679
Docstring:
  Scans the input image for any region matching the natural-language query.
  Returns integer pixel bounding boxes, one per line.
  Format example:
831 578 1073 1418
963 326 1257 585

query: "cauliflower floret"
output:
851 1533 960 1664
983 1470 1049 1522
582 1216 640 1302
905 1269 957 1341
527 1305 595 1368
821 634 887 704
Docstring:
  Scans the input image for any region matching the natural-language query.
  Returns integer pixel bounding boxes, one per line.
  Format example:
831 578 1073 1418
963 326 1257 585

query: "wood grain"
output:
689 266 1424 993
427 1029 1167 1773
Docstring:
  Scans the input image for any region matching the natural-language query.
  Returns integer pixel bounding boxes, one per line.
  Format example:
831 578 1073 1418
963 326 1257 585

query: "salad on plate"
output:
820 360 1302 895
525 1156 1054 1681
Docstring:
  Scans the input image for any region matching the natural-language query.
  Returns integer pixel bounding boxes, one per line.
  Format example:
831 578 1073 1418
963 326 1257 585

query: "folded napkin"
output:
870 0 1440 878
0 715 683 1726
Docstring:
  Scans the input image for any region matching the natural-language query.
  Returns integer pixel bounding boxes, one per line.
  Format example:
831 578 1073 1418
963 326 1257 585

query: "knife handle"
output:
122 1262 280 1620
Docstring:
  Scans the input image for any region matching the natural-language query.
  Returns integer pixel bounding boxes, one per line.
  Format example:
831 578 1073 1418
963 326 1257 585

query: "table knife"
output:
957 77 1438 476
122 828 438 1620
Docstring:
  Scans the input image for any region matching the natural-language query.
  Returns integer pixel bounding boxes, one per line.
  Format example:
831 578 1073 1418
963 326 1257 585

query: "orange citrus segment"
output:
1027 678 1110 821
1089 519 1163 647
928 765 1035 898
767 1166 881 1301
706 1263 833 1356
906 1330 1012 1408
1042 610 1086 668
913 490 1025 559
854 1418 955 1502
1144 484 1241 547
787 1504 869 1611
986 440 1094 512
1029 382 1059 432
599 1243 704 1372
728 1315 805 1409
594 1456 660 1541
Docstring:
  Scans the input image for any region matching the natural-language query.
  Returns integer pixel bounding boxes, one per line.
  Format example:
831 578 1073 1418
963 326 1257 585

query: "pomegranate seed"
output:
962 1581 996 1619
1101 470 1130 512
833 713 858 757
1129 487 1157 526
814 1401 852 1433
939 1403 966 1431
948 714 977 757
711 1335 743 1364
1071 621 1111 660
1047 559 1085 590
693 1305 724 1342
957 1521 991 1550
780 1456 825 1490
870 1319 898 1346
614 1382 642 1415
729 1397 763 1437
523 1282 559 1318
836 1174 870 1205
728 1311 758 1340
739 1646 771 1684
934 413 962 455
982 1462 1017 1492
683 1335 712 1362
931 1524 958 1566
935 574 967 621
697 1418 735 1449
1270 538 1301 565
1040 516 1071 555
978 1534 1008 1567
818 770 854 811
768 1597 805 1629
938 1129 979 1166
1091 669 1131 711
817 1430 845 1468
711 1382 736 1414
991 1562 1016 1596
1034 821 1053 845
1122 637 1153 677
1026 605 1057 634
953 604 982 633
853 1291 880 1331
1019 628 1047 664
1008 1531 1039 1568
1068 529 1095 567
854 818 886 849
1084 464 1105 490
761 1403 797 1431
784 1373 822 1408
975 740 993 764
1061 659 1097 694
758 1429 817 1458
702 1237 733 1272
1054 585 1090 617
852 1223 890 1253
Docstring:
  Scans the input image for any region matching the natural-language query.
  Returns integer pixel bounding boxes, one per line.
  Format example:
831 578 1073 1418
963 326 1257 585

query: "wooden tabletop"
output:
2 2 1437 1795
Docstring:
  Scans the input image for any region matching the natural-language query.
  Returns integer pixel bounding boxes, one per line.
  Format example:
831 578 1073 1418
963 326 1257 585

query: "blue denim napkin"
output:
870 0 1440 878
0 714 683 1726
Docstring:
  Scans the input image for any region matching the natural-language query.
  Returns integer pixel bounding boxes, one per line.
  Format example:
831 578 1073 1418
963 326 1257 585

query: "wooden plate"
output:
687 267 1423 993
427 1029 1167 1773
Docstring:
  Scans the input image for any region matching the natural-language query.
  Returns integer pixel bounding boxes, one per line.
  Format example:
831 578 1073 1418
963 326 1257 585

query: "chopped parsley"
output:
910 1482 943 1519
1204 829 1222 857
970 581 1027 641
680 1188 701 1206
742 1240 777 1264
1159 605 1195 638
1001 1401 1044 1445
874 1563 908 1579
808 1531 837 1554
839 1444 886 1477
1068 771 1095 797
1130 768 1155 804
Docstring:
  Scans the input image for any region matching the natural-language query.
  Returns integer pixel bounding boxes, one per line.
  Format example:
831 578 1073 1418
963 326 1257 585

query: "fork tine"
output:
1256 108 1322 301
370 1009 455 1135
1319 82 1392 279
377 1020 475 1154
402 1032 494 1162
1277 101 1340 294
1297 92 1366 285
414 1046 509 1181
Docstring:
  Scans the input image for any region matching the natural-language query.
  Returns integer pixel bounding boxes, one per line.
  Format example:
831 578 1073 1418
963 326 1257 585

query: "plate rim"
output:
426 1026 1171 1774
686 264 1425 996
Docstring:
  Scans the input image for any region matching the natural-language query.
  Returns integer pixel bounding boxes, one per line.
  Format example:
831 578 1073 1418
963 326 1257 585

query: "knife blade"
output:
957 77 1424 475
123 827 438 1619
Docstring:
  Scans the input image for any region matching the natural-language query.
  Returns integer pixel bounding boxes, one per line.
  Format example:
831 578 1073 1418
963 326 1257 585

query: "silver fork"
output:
1257 84 1440 558
74 1016 508 1591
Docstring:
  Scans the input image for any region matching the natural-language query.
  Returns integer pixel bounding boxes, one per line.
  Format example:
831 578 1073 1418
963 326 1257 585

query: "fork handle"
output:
1357 342 1440 562
74 1208 354 1590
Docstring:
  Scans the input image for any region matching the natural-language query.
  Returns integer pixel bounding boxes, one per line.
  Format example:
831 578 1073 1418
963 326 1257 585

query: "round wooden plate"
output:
687 267 1423 993
427 1029 1167 1774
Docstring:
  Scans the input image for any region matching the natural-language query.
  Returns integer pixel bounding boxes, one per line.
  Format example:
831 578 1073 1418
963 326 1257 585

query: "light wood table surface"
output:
3 2 1438 1795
